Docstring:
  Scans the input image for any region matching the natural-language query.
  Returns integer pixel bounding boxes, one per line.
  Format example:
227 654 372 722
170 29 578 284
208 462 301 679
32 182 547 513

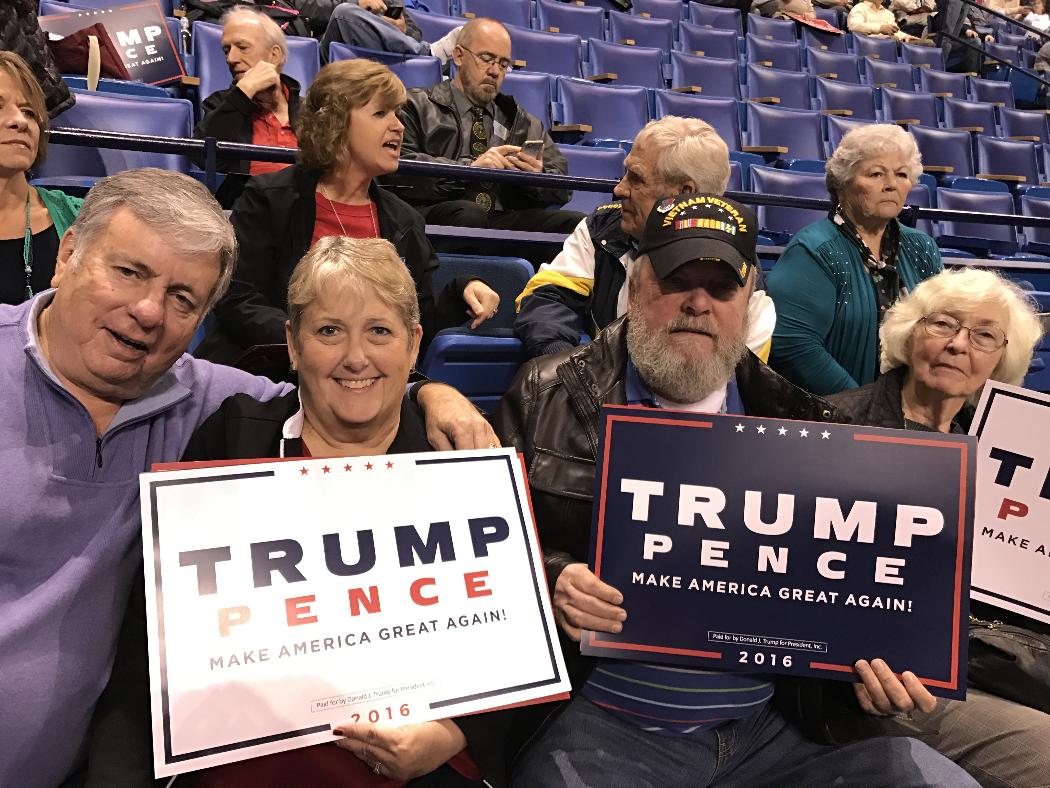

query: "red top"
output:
312 193 382 243
249 86 297 176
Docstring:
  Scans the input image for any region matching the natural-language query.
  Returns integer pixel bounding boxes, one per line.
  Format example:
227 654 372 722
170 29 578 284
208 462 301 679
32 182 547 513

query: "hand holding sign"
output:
853 659 937 717
333 719 467 780
553 563 626 642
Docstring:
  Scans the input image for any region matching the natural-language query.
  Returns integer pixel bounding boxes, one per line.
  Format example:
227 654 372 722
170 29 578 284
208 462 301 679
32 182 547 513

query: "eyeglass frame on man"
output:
457 44 513 73
920 312 1009 352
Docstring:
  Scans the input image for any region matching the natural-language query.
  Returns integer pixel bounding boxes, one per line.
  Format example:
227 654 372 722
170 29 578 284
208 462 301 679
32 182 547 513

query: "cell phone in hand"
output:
384 5 404 18
519 139 544 159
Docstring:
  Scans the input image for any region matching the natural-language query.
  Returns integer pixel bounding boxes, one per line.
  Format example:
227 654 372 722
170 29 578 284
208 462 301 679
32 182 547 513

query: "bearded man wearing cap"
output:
493 194 979 788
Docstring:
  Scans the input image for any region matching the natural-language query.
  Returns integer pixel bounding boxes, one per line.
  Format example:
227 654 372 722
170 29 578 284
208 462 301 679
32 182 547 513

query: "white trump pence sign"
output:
140 448 568 777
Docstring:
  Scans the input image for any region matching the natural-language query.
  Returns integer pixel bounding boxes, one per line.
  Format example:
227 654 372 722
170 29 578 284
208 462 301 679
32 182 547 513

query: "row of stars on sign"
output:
734 424 832 439
299 461 395 476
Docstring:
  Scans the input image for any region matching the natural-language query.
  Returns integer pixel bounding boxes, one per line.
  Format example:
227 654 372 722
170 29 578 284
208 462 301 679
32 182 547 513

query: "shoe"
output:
427 25 463 65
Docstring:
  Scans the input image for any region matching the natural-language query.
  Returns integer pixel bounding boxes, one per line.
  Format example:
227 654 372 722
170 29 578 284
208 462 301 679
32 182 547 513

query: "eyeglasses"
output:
920 312 1008 353
458 45 513 73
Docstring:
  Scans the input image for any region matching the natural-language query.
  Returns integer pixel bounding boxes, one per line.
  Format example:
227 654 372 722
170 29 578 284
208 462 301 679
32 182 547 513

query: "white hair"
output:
825 123 922 204
221 5 288 68
633 116 732 195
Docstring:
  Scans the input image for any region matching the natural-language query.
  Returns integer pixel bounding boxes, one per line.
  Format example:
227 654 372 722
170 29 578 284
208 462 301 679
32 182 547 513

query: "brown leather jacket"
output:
492 317 866 754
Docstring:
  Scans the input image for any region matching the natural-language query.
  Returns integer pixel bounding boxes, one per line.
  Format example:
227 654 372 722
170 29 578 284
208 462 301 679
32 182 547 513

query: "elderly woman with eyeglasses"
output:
767 124 944 396
824 267 1050 788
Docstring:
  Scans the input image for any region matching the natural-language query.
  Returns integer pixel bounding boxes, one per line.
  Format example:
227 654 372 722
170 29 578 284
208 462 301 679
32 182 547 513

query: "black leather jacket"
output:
386 80 572 209
492 317 865 754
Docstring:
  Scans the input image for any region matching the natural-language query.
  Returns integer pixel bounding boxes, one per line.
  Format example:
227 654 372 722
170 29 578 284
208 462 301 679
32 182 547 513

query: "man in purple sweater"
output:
0 168 494 788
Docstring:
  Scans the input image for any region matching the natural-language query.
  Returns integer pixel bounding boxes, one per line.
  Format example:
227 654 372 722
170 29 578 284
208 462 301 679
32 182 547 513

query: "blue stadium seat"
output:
748 16 797 43
997 31 1030 50
501 70 554 128
68 0 173 12
906 181 937 238
411 10 464 43
1020 191 1050 255
899 42 945 70
745 103 825 163
746 64 812 110
879 87 939 127
535 0 604 40
555 77 650 143
37 89 194 178
678 22 740 60
969 76 1015 107
999 107 1049 144
747 35 802 71
193 21 319 106
507 26 583 78
918 68 968 99
432 254 534 331
728 159 743 191
942 97 998 134
824 114 875 154
851 34 898 62
459 0 531 28
60 76 171 98
976 135 1041 187
607 10 675 51
559 144 625 214
815 76 877 120
806 49 862 82
936 188 1019 254
687 2 743 35
1024 353 1050 394
801 27 849 54
328 44 442 89
984 42 1021 68
419 331 528 412
910 125 975 179
586 39 666 89
863 57 916 90
669 52 740 98
749 164 827 243
654 91 742 150
632 0 685 24
812 7 843 27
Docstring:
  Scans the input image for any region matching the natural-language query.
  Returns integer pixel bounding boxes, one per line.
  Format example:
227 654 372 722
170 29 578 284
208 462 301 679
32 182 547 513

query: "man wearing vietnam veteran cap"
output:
494 194 979 788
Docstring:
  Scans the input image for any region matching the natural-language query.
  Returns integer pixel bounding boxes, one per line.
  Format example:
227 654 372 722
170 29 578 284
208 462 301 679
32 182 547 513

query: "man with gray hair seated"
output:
195 5 301 206
0 168 497 788
513 116 776 361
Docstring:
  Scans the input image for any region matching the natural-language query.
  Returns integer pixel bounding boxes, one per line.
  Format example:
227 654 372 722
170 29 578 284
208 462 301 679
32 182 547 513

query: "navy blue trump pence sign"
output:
584 406 974 700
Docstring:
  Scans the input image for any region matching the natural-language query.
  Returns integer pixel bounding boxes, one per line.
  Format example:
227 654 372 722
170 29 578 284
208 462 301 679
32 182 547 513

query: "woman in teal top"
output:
767 124 943 395
0 52 82 305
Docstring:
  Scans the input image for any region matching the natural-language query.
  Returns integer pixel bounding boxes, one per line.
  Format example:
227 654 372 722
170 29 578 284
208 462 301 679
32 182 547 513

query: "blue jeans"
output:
321 4 429 61
511 696 981 788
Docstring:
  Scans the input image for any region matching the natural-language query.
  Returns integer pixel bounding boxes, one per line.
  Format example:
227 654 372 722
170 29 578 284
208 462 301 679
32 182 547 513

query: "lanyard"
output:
22 190 33 300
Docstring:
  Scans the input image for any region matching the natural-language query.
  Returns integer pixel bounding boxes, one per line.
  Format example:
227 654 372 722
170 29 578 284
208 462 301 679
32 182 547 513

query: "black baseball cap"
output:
636 193 758 285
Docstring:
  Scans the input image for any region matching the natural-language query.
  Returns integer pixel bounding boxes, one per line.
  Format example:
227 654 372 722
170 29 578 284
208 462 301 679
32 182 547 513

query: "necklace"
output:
320 186 380 239
22 190 33 299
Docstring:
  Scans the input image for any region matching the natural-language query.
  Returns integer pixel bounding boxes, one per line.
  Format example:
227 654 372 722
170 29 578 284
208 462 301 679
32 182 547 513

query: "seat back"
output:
411 10 465 42
559 144 625 214
801 26 848 53
909 125 975 177
38 89 194 177
936 188 1017 253
632 0 685 24
905 181 936 238
501 70 554 128
654 91 742 150
607 10 675 51
750 164 827 241
999 107 1050 144
748 15 797 42
942 97 998 135
899 42 945 69
71 0 173 11
814 76 877 120
851 34 897 62
507 26 583 78
328 44 442 89
746 103 824 162
824 114 875 154
557 77 650 142
863 57 915 90
976 135 1041 184
59 76 171 98
805 49 862 82
419 331 528 412
431 254 534 331
535 0 605 39
918 67 968 99
586 38 665 89
459 0 531 28
669 52 740 98
678 21 740 60
746 34 802 71
746 64 811 109
687 1 743 35
969 76 1015 107
879 87 939 126
985 42 1020 67
1020 192 1050 253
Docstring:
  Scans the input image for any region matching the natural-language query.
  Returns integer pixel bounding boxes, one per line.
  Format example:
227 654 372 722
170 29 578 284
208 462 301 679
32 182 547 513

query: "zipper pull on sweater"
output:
95 438 103 468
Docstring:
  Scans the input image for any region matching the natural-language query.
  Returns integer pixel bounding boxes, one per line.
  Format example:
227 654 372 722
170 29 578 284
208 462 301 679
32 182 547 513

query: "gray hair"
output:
880 268 1044 398
221 5 288 67
825 124 923 204
69 168 236 313
633 116 731 196
287 236 420 340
